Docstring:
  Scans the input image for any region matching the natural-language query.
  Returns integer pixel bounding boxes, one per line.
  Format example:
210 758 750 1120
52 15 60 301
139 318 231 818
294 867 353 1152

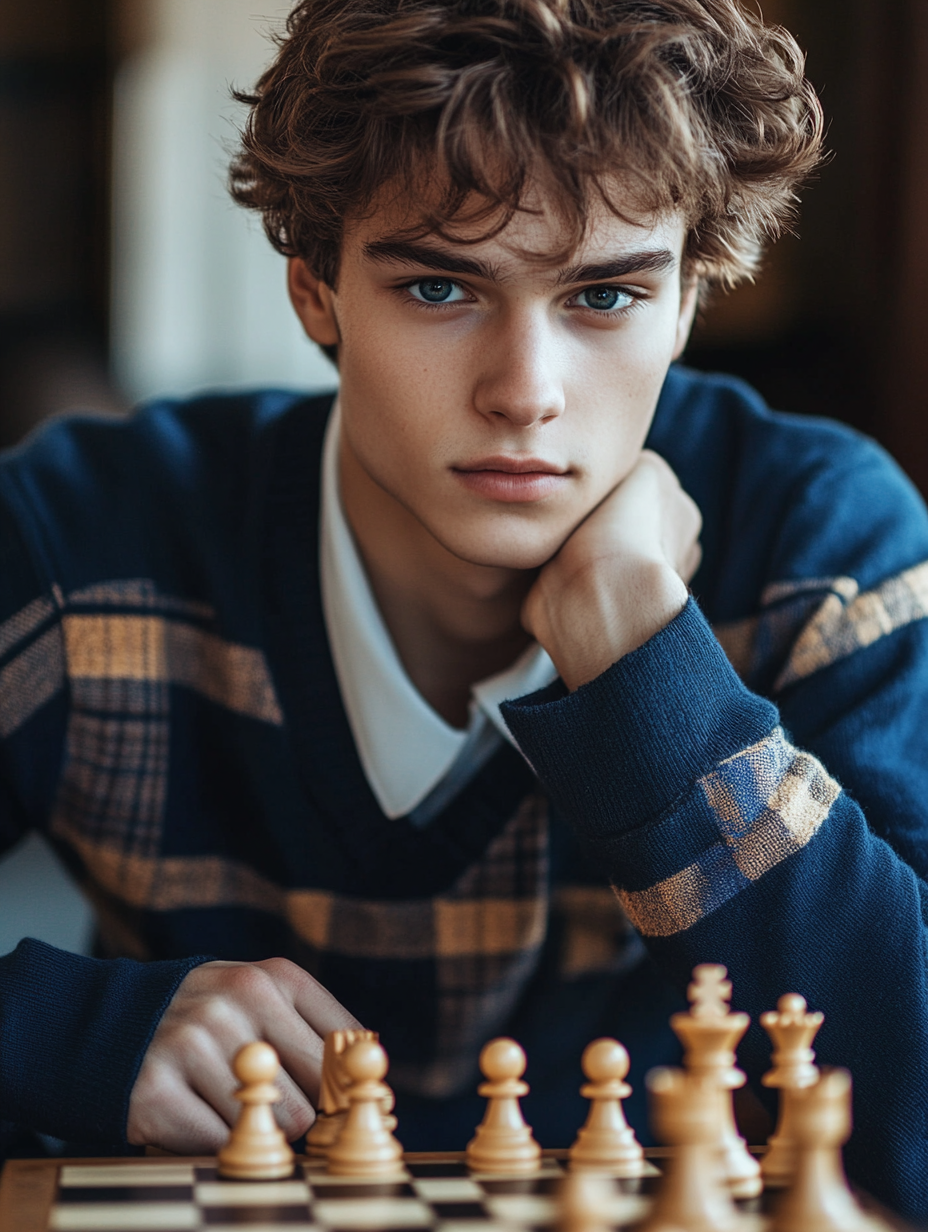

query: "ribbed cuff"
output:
0 938 211 1146
501 598 777 842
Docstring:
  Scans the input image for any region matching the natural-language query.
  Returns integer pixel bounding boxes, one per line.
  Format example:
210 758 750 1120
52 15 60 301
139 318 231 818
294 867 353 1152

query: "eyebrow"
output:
363 238 678 284
363 240 501 280
555 251 678 284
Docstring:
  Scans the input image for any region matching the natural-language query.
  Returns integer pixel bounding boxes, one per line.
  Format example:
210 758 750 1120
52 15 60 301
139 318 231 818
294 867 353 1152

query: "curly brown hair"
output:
230 0 824 292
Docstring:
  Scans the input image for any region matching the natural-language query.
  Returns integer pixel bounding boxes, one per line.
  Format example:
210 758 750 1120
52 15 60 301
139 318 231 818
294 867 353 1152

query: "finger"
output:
181 998 316 1140
237 963 345 1104
271 1065 318 1141
264 958 364 1036
272 1027 325 1109
182 1029 252 1129
134 1065 231 1154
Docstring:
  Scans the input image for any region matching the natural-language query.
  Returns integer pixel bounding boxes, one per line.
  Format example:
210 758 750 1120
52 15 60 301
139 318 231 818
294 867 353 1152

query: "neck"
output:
340 441 534 728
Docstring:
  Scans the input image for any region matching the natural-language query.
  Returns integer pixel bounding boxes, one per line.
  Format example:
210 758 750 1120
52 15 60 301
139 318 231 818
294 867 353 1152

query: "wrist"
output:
536 557 689 691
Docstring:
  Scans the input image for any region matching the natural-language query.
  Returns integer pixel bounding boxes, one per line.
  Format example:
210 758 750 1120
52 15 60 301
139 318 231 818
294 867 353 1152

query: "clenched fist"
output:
127 958 361 1154
523 450 702 690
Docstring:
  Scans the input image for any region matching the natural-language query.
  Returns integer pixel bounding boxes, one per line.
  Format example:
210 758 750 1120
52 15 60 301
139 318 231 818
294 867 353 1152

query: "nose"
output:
472 308 566 427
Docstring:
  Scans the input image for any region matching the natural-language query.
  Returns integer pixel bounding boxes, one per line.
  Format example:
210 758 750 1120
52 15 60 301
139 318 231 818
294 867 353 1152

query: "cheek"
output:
568 341 671 482
337 291 465 397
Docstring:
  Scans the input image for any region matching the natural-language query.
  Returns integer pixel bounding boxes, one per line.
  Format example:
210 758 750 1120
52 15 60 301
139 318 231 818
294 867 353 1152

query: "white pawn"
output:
327 1038 404 1176
466 1038 542 1174
760 993 824 1188
218 1042 295 1180
569 1038 648 1177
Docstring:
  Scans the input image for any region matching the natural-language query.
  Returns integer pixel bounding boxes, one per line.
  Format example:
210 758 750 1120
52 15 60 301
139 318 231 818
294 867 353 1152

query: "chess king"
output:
1 0 927 1221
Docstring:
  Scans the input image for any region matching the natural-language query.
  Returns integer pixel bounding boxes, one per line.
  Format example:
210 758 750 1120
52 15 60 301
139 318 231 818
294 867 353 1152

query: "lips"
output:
452 457 570 502
455 455 568 475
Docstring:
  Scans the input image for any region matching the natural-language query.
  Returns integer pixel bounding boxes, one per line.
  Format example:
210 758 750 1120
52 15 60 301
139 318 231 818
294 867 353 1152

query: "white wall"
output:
111 0 338 404
0 835 92 957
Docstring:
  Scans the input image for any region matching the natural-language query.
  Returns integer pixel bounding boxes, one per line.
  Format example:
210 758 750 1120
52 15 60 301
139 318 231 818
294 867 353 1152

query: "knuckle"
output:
258 956 297 985
171 1019 219 1060
227 962 276 1001
198 992 238 1031
132 1058 178 1116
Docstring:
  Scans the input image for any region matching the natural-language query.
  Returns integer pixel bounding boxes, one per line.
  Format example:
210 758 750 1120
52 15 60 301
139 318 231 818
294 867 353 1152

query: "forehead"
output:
344 175 687 273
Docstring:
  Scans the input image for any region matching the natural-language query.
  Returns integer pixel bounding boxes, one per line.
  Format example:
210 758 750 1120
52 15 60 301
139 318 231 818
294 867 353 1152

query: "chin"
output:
436 525 566 571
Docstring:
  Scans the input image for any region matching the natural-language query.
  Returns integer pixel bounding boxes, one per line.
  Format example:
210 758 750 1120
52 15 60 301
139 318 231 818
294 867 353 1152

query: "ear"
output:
288 258 340 348
671 277 700 361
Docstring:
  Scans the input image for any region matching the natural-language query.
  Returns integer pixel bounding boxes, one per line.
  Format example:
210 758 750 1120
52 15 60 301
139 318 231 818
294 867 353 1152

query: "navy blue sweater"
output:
1 366 927 1217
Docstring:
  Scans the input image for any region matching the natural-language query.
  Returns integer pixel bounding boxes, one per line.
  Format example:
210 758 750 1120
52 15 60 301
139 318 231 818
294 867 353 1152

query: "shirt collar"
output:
319 401 556 819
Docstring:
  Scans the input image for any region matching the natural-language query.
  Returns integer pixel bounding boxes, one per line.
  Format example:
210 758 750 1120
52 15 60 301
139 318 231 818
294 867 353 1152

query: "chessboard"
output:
0 1150 912 1232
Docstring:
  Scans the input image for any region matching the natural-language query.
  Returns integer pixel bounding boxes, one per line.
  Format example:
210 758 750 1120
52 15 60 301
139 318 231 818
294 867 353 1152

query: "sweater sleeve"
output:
503 441 928 1220
0 940 208 1147
0 476 212 1152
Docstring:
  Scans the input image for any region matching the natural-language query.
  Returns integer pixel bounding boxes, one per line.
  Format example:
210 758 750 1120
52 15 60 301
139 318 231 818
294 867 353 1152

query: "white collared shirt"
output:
319 402 557 823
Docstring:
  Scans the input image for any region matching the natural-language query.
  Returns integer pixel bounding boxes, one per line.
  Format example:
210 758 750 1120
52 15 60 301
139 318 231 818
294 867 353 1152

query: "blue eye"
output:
410 279 461 303
578 286 633 311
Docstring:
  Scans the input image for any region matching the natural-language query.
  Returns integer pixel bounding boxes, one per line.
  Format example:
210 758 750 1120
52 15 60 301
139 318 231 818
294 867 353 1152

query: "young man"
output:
1 0 927 1218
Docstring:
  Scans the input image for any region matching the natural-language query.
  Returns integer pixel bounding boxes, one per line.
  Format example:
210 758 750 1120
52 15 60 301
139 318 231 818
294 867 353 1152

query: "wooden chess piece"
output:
217 1041 295 1180
769 1069 873 1232
637 1067 743 1232
307 1028 382 1157
466 1037 542 1174
760 993 824 1188
569 1038 649 1177
559 1169 615 1232
327 1038 404 1176
671 963 763 1200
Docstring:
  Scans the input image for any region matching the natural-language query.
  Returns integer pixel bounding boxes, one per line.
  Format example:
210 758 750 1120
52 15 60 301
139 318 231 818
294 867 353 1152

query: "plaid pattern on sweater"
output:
3 368 928 1217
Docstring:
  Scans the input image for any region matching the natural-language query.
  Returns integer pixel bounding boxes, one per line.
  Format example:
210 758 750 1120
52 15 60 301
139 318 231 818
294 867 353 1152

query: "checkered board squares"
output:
46 1157 666 1232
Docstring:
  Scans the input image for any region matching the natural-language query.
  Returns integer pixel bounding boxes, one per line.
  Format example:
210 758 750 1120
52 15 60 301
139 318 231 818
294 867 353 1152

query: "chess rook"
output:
769 1069 870 1232
638 1067 741 1232
671 963 762 1200
569 1038 648 1177
760 993 824 1188
466 1037 542 1174
327 1038 404 1176
217 1042 295 1181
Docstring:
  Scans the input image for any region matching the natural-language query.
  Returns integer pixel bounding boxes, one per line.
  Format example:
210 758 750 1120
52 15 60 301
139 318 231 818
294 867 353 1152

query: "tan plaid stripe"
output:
60 614 282 724
69 577 215 620
713 577 856 684
71 676 170 716
551 885 645 980
713 615 756 681
287 797 549 957
0 594 56 659
53 825 286 914
57 794 559 1100
618 729 839 938
0 626 66 738
163 621 283 723
0 583 282 739
715 565 928 691
776 562 928 688
16 581 287 865
52 664 170 857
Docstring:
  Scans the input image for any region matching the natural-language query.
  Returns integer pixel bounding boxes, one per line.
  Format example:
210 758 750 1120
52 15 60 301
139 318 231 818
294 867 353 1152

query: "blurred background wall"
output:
110 0 335 402
0 0 927 955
